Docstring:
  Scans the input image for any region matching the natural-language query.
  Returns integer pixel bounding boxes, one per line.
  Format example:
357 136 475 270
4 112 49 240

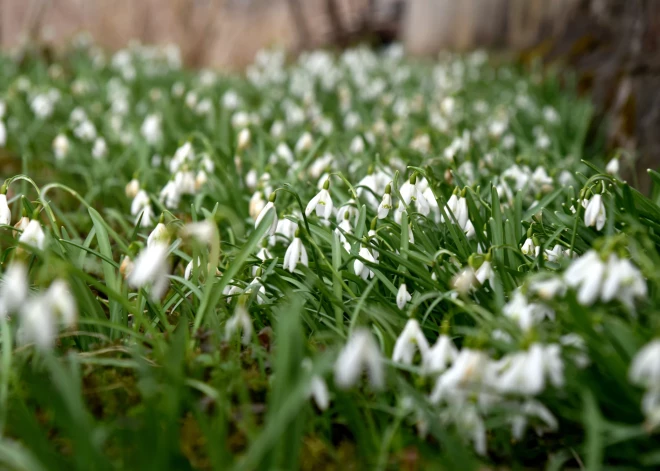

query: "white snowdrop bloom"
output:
349 135 365 154
245 276 267 304
452 267 476 294
600 254 647 310
275 142 294 164
305 185 334 220
225 304 253 345
528 277 566 301
309 375 329 410
18 296 56 350
194 170 208 190
564 250 606 305
141 114 162 145
475 260 494 286
92 137 107 160
182 221 216 246
147 222 169 247
545 244 564 262
308 152 334 180
461 405 488 456
174 170 196 195
46 279 77 328
429 348 492 404
125 179 140 199
441 193 468 229
510 399 558 441
502 133 516 149
531 167 553 193
255 201 278 236
283 236 308 273
185 91 198 109
159 181 180 209
584 194 606 231
502 290 554 332
245 169 258 191
19 219 45 251
494 344 547 396
392 318 428 365
270 120 285 138
184 258 200 280
170 142 195 173
423 335 458 374
521 237 539 256
295 132 314 153
336 200 358 224
0 194 11 225
0 120 6 147
356 173 379 209
399 177 430 216
0 261 28 317
222 90 240 110
31 94 55 119
249 191 266 220
237 128 251 151
139 205 154 228
606 158 620 176
128 241 170 301
354 245 376 280
195 98 212 115
378 191 392 219
334 328 384 390
270 218 298 245
74 120 97 141
396 283 412 310
335 217 353 251
629 339 660 389
52 134 70 160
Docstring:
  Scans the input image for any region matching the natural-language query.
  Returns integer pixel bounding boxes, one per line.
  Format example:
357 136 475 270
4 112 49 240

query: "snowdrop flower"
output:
475 260 494 286
283 233 308 273
392 318 429 365
545 244 564 262
354 244 376 280
423 335 458 374
630 339 660 389
141 114 162 145
147 222 169 247
528 277 566 301
128 241 170 301
18 296 56 350
510 399 558 441
303 358 330 410
349 135 365 153
92 137 108 159
237 128 251 150
255 198 278 236
521 237 540 256
335 216 353 251
430 348 491 404
19 219 45 251
600 254 647 310
74 120 97 141
125 178 140 198
53 134 70 160
377 185 392 219
334 328 384 390
399 175 429 216
396 283 412 310
130 189 150 217
494 344 548 396
356 173 379 209
564 250 606 305
606 158 620 176
584 194 606 231
46 279 77 328
335 199 358 224
270 218 298 245
295 131 313 153
0 194 10 225
305 181 334 220
502 290 554 331
245 276 267 304
0 261 28 317
452 267 476 294
249 191 266 220
225 304 253 345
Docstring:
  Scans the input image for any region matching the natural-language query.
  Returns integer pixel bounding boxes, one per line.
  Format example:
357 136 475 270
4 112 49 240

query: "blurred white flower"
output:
19 219 45 250
18 296 56 350
334 328 384 390
53 134 70 160
46 279 77 328
354 245 376 280
392 318 428 365
423 334 458 374
396 283 412 310
475 260 494 286
564 250 606 305
128 241 170 300
584 194 606 231
0 261 28 317
225 304 253 345
255 201 278 236
147 222 169 247
606 158 620 176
